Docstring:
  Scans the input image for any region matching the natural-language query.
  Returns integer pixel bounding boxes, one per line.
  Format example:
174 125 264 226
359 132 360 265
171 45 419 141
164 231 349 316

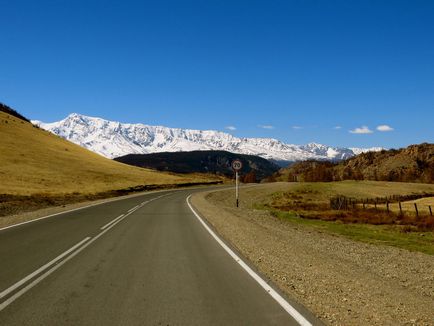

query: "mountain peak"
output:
34 113 383 161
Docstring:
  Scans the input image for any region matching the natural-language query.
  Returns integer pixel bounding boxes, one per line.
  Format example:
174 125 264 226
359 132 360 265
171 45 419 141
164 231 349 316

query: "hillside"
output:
114 150 280 181
0 110 213 196
273 143 434 184
0 102 30 122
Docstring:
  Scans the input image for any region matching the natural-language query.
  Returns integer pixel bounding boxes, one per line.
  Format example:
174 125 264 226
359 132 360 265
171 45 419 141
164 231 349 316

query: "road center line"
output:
100 214 125 230
0 192 176 312
186 195 312 326
0 236 91 301
128 206 139 213
0 210 132 312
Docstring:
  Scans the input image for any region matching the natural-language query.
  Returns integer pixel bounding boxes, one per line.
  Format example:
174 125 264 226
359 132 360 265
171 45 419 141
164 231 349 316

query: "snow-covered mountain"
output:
32 113 382 163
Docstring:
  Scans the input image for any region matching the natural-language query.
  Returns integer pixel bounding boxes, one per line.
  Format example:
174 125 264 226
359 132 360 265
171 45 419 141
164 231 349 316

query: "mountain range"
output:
33 113 383 164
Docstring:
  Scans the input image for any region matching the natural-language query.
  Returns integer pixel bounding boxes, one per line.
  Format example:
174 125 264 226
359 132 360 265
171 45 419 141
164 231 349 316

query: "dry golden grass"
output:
369 197 434 216
252 181 434 206
255 181 434 230
0 112 215 195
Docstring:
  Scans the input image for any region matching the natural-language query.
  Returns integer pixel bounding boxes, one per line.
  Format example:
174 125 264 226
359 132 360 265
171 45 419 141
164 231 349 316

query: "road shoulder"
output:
191 189 434 326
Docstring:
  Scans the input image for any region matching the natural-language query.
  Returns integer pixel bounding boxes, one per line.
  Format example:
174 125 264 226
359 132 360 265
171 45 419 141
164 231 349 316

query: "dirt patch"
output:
191 187 434 326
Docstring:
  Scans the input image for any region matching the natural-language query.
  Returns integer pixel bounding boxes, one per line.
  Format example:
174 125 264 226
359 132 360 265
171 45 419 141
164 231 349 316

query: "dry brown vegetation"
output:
273 143 434 184
0 111 220 216
255 181 434 231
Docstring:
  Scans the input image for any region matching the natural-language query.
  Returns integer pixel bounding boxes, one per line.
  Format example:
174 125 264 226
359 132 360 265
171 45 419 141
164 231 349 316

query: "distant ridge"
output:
272 143 434 184
115 150 280 181
33 113 383 163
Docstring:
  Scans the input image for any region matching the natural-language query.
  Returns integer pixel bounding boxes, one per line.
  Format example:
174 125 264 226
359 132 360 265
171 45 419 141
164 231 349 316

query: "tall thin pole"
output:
236 171 239 207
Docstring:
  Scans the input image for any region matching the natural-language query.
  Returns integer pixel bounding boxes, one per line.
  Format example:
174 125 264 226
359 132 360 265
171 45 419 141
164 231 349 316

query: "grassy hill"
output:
0 102 30 122
273 143 434 184
114 150 280 182
0 110 214 196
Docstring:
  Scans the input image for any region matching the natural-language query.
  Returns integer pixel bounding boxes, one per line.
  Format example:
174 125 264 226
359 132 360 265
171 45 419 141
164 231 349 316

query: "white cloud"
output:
258 125 275 130
349 126 373 134
376 125 394 132
334 126 342 130
225 126 236 131
292 126 303 130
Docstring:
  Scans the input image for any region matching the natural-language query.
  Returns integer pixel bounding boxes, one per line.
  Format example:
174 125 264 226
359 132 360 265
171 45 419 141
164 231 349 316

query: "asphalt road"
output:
0 188 320 325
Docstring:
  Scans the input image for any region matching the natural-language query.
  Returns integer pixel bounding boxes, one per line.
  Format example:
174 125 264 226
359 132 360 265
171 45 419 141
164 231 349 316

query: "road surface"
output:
0 188 320 325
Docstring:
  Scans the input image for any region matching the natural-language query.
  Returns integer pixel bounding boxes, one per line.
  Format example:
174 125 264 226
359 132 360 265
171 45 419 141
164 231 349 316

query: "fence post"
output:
374 199 377 210
414 203 419 217
429 205 432 217
399 202 403 216
386 201 390 213
363 199 366 209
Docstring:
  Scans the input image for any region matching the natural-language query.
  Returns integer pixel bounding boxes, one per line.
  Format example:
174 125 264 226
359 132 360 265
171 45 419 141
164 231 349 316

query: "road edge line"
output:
0 189 178 232
186 195 312 326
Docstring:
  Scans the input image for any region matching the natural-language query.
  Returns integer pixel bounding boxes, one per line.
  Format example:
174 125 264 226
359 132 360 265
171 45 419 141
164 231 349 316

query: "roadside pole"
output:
235 171 239 207
231 159 243 208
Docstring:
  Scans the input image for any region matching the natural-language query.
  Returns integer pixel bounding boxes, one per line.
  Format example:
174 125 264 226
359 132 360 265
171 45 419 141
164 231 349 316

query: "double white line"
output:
0 194 170 312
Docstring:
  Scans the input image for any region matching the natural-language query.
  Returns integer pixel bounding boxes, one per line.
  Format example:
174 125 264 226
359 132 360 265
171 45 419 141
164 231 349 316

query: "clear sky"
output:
1 0 433 149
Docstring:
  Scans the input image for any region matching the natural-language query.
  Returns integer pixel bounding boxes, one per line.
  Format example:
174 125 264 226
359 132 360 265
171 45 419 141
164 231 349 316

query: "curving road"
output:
0 188 320 325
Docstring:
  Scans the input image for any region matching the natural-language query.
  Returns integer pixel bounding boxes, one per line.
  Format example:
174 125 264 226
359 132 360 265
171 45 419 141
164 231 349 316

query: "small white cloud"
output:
349 126 373 134
292 126 303 130
376 125 394 132
334 126 342 130
225 126 236 131
258 125 275 130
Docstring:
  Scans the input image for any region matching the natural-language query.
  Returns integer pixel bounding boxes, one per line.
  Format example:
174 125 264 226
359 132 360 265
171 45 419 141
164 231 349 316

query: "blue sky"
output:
1 0 433 149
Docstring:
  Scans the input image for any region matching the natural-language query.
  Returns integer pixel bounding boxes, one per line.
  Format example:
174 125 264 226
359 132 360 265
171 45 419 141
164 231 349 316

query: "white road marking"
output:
100 214 125 230
0 192 177 311
0 211 131 312
1 190 232 312
0 188 180 232
0 237 91 301
128 206 139 213
186 195 313 326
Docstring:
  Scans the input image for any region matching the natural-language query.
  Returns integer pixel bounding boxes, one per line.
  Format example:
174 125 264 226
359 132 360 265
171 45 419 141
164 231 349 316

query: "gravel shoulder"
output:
191 185 434 326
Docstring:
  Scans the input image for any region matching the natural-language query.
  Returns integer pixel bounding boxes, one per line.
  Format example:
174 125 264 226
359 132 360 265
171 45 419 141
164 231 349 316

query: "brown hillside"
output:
0 102 30 122
273 143 434 183
0 110 211 196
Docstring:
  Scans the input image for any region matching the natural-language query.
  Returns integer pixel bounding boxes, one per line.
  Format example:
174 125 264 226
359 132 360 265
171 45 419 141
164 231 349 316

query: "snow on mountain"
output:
349 147 384 155
32 113 382 162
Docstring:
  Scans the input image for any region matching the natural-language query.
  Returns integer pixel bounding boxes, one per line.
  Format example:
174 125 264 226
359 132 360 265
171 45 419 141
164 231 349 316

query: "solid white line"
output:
0 204 107 232
0 237 91 301
0 188 180 232
0 212 130 312
100 214 125 230
0 191 181 311
186 195 312 326
101 194 171 231
128 206 139 213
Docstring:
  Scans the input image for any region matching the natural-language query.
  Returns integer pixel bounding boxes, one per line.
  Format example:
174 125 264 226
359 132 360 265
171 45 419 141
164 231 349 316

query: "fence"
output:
330 194 434 217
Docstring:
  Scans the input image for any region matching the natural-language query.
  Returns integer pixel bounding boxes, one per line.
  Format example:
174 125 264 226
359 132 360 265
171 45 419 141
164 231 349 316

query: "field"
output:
0 111 220 217
220 181 434 254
